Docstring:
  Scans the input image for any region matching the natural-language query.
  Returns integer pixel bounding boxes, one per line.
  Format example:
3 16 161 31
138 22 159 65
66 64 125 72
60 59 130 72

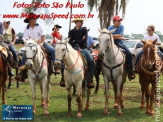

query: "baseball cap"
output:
3 19 10 23
147 25 155 31
113 16 123 21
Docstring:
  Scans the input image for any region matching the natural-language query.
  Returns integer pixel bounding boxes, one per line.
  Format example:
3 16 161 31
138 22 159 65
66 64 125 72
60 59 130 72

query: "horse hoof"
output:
118 112 123 116
85 107 89 111
77 113 82 118
44 111 49 116
145 111 150 114
103 110 108 115
121 105 124 109
67 112 72 117
41 103 44 107
140 105 145 109
148 112 154 116
33 110 36 114
2 101 7 105
114 105 118 109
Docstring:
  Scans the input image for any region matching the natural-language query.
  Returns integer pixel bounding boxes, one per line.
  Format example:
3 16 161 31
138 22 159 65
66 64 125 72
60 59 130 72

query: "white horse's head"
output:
54 38 70 68
23 39 40 69
98 28 116 60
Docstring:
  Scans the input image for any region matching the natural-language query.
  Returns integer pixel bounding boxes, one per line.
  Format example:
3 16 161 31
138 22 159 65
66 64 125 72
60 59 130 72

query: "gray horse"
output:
98 28 127 116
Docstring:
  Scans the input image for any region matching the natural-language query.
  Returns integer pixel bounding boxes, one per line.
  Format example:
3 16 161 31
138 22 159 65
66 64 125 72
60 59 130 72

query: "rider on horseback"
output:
60 18 95 88
0 19 18 76
18 12 55 75
108 16 135 80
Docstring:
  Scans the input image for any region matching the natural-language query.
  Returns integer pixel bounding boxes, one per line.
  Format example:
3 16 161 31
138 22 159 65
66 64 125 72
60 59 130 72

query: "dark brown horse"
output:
0 53 8 104
137 39 162 116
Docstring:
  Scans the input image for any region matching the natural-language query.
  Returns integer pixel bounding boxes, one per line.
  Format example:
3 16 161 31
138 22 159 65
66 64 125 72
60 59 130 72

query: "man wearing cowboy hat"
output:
0 19 18 76
19 12 55 73
66 18 95 88
108 15 135 80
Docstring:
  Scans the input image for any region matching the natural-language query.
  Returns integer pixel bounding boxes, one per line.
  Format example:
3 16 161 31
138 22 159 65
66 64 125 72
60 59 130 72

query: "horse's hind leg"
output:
103 75 109 115
76 83 82 118
16 68 19 88
8 76 11 89
145 83 150 114
94 73 99 94
120 84 124 109
112 83 118 109
40 83 44 107
149 82 156 116
85 88 91 110
2 75 7 104
67 87 72 116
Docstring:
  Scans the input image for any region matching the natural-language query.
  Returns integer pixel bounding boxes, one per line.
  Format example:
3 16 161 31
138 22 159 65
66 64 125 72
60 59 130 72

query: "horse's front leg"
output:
76 82 82 118
29 77 36 114
94 72 99 94
40 83 44 107
145 83 150 114
85 88 91 110
41 77 49 115
103 74 109 115
2 81 7 104
116 77 123 116
46 76 51 107
139 75 145 109
67 87 72 116
120 84 124 109
112 82 118 109
16 68 19 88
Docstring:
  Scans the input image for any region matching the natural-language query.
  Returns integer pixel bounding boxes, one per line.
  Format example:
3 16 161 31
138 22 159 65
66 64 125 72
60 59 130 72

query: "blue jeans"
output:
115 40 133 70
135 49 163 66
82 49 95 76
21 42 55 66
8 44 18 63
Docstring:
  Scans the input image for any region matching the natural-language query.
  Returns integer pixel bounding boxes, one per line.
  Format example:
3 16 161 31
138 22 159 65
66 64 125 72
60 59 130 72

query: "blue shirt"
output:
87 35 94 49
108 25 124 43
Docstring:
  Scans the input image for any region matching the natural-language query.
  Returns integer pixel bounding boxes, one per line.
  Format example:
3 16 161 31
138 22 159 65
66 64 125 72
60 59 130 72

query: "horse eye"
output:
62 49 65 51
33 50 35 52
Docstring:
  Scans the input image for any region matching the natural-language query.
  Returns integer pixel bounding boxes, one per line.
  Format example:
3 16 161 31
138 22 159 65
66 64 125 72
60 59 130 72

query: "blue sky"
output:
0 0 163 38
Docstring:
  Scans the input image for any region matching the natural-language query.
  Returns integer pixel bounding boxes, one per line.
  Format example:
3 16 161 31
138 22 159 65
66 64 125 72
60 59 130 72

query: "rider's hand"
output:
10 42 15 45
82 36 86 40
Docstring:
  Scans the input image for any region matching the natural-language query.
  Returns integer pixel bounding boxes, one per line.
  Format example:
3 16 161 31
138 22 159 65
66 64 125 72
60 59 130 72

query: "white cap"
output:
3 19 10 23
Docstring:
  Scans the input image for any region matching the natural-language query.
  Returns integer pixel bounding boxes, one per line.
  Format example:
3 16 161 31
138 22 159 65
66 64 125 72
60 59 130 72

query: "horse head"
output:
141 39 157 67
54 38 70 69
98 28 116 60
23 39 40 69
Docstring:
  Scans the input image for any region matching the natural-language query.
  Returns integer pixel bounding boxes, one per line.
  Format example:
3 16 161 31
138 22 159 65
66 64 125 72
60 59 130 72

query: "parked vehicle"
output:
15 36 24 44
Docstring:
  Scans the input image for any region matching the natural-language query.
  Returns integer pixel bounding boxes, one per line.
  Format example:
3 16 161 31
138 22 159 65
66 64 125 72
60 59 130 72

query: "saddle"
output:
0 45 8 60
41 46 51 64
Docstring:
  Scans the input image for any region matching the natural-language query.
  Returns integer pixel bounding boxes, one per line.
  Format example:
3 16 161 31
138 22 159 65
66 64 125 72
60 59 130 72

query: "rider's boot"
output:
8 67 15 77
128 69 135 81
88 75 94 88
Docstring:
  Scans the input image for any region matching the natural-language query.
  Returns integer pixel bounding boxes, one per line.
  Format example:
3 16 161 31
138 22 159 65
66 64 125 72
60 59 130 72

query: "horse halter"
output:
101 32 112 54
55 42 69 62
25 43 38 62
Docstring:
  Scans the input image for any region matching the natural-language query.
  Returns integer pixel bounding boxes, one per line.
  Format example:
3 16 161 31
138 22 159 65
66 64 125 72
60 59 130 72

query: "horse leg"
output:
145 83 150 114
42 77 49 115
120 85 124 109
16 68 19 88
8 76 11 89
85 88 91 110
76 83 82 118
72 85 76 96
103 75 109 115
117 78 123 116
46 76 50 107
2 75 7 104
112 83 118 109
29 77 36 114
149 83 155 116
40 83 44 107
139 75 145 109
94 73 99 94
67 87 72 116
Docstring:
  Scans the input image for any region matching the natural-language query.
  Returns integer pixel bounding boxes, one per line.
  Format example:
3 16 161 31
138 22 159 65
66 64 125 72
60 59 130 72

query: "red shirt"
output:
51 31 61 44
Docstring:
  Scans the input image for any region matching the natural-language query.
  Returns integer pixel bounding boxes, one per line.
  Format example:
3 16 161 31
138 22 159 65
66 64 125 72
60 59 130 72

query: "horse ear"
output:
152 39 157 45
64 38 70 43
109 28 117 34
141 40 146 45
23 38 28 45
98 28 102 33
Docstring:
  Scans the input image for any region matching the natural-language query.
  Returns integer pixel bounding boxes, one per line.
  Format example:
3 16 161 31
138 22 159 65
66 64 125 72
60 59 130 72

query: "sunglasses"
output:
6 22 10 24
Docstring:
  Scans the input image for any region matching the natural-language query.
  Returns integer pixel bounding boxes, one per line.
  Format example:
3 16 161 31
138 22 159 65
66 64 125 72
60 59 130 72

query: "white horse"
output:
23 39 50 115
98 29 127 116
54 38 91 118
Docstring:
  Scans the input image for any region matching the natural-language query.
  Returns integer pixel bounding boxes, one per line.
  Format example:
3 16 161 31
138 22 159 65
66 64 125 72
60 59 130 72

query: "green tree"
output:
130 33 144 40
87 0 129 28
17 32 23 37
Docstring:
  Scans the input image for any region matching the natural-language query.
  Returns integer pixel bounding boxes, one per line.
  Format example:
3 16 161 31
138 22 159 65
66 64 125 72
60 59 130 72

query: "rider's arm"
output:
39 25 45 43
41 35 45 43
68 30 75 47
12 28 16 44
76 28 88 46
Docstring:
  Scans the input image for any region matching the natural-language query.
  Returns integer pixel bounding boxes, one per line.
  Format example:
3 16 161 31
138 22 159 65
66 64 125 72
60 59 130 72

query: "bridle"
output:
55 42 69 62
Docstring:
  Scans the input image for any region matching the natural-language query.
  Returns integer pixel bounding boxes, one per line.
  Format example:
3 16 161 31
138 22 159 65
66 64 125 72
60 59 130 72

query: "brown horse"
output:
0 54 8 104
137 39 162 116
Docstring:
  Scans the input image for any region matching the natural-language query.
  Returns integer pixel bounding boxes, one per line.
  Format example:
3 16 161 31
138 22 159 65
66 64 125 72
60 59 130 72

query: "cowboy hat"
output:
24 12 40 23
71 18 86 23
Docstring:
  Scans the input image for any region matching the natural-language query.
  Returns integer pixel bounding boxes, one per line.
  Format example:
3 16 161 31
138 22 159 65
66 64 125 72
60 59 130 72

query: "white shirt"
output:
144 34 161 43
23 24 45 41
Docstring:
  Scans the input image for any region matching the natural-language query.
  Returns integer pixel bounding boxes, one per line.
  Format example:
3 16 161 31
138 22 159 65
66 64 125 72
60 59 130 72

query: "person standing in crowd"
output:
51 24 62 47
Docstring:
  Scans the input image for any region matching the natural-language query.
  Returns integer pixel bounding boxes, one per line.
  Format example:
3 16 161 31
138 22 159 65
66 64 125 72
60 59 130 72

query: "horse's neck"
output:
105 42 119 63
33 49 43 70
64 45 79 70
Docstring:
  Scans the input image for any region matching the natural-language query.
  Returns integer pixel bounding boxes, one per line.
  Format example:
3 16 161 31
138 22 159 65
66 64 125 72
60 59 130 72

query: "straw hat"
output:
71 18 86 23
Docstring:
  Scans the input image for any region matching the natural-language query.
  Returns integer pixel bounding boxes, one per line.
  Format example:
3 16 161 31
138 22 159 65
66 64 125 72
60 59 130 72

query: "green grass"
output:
0 45 162 122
